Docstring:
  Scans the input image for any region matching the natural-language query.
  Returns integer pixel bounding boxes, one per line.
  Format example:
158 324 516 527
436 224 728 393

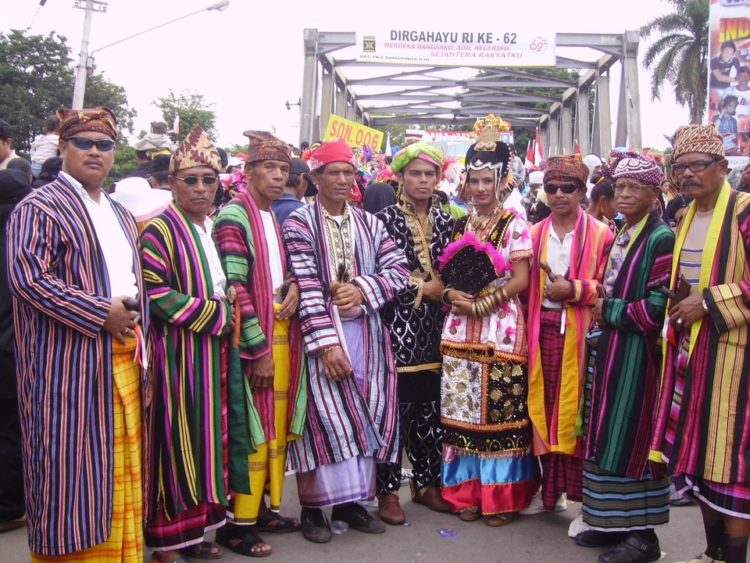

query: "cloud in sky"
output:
5 0 691 151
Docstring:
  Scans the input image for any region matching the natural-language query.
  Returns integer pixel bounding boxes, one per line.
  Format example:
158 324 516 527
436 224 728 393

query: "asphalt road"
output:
0 477 714 563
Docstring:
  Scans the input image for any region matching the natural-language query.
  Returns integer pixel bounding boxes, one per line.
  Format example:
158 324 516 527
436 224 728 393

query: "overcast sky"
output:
6 0 690 151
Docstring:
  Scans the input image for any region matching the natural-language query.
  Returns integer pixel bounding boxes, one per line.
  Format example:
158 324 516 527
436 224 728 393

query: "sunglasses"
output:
172 175 218 186
543 182 580 195
68 137 116 152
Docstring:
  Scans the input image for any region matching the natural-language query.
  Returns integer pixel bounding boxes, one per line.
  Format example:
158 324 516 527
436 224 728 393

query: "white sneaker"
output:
567 510 591 538
519 494 544 515
673 554 725 563
555 493 568 512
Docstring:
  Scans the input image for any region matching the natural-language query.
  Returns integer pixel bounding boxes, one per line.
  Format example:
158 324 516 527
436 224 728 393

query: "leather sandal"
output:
485 513 518 527
458 507 481 522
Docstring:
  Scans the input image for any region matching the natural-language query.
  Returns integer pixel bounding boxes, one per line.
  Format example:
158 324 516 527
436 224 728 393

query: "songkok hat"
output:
543 155 589 189
306 138 356 172
170 126 222 173
243 130 292 166
390 141 444 179
612 153 663 186
465 115 512 177
529 170 545 185
111 176 172 223
671 125 725 161
56 106 117 141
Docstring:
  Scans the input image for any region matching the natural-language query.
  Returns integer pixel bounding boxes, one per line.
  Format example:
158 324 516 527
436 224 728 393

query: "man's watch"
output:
702 298 709 314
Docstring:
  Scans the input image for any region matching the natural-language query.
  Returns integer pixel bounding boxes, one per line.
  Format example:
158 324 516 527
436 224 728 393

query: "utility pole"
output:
71 0 95 109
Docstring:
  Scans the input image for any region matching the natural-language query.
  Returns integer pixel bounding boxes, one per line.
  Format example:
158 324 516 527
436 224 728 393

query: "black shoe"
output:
598 534 661 563
575 530 629 547
300 508 332 544
331 502 386 534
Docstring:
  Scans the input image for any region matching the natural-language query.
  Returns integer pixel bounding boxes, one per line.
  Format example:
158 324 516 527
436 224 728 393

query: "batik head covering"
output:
243 130 292 166
465 114 512 177
305 138 356 171
612 153 663 186
671 124 725 161
56 106 117 140
543 154 589 189
390 141 445 179
169 126 222 173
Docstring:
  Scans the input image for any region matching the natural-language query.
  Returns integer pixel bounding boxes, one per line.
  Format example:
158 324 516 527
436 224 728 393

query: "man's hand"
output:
669 290 707 330
330 281 364 311
276 282 299 320
545 277 574 303
422 278 445 302
321 346 352 381
249 353 274 390
103 295 139 344
446 289 474 304
593 298 607 326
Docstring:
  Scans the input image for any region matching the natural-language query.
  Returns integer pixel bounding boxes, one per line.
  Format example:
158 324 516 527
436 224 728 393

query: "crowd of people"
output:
0 107 749 563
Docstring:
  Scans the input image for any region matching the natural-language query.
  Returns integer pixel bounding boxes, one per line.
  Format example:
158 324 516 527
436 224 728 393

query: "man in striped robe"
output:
213 131 306 556
577 153 675 563
282 139 409 543
141 127 238 562
7 107 147 561
652 125 750 563
526 155 614 515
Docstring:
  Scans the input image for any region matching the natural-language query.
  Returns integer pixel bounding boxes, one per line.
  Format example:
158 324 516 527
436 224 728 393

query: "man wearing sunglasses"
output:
6 106 147 561
282 139 409 544
213 130 306 557
652 125 750 563
526 155 614 516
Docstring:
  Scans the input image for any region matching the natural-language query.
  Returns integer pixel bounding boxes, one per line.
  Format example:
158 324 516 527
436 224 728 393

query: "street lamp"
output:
71 0 230 109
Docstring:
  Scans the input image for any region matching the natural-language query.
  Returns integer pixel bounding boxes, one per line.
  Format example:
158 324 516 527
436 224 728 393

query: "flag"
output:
525 139 534 169
172 114 180 136
534 127 544 165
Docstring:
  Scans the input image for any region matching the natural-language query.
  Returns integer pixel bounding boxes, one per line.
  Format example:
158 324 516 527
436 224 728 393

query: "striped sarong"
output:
675 474 750 520
582 460 670 531
539 309 583 510
32 338 143 562
231 312 291 524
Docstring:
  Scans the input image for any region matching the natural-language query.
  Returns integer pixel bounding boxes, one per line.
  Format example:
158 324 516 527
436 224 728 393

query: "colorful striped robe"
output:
585 212 675 478
527 210 614 456
282 202 409 473
141 203 233 519
652 187 750 484
7 175 148 555
212 190 307 448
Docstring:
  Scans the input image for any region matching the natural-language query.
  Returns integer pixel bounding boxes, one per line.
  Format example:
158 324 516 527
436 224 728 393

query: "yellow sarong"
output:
32 338 143 562
232 310 290 523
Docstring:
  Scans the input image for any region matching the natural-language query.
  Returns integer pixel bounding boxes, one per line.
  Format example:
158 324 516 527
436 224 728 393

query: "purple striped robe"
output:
282 202 409 472
6 175 148 555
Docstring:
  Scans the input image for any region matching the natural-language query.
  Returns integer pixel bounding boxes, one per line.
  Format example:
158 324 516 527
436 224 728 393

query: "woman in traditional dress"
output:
439 115 540 526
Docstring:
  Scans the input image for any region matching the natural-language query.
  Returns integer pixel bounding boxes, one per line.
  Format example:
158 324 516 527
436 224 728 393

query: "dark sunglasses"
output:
172 175 218 186
68 137 116 152
543 182 580 195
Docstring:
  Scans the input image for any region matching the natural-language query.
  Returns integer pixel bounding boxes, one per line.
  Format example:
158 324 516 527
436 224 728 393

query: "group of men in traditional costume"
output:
5 105 750 563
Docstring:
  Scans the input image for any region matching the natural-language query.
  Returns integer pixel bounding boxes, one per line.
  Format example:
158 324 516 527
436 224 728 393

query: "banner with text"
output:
324 114 384 151
707 0 750 166
356 28 555 67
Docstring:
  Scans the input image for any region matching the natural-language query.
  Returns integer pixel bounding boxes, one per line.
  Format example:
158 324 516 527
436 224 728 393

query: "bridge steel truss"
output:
300 29 643 158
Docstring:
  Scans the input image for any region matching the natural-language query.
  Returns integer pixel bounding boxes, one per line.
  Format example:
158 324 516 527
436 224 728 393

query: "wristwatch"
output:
701 298 709 314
